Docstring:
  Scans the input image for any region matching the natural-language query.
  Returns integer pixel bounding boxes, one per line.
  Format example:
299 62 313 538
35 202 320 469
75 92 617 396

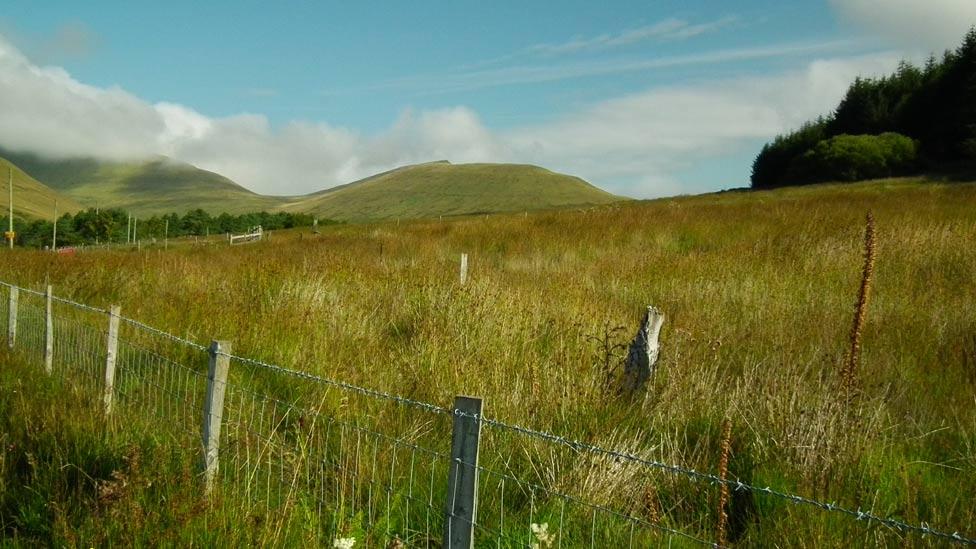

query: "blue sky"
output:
0 1 974 197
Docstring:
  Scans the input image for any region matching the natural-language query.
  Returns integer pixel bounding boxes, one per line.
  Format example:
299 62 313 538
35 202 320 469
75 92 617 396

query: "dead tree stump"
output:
621 306 664 395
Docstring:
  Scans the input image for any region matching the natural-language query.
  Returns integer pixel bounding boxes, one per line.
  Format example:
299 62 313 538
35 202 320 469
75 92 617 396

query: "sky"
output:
0 1 974 198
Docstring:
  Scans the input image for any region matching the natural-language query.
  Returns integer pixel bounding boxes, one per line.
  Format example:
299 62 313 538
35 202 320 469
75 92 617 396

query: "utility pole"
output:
52 200 57 251
7 167 13 250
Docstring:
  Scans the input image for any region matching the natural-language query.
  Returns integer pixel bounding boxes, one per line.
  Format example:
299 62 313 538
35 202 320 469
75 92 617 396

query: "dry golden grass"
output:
1 177 975 545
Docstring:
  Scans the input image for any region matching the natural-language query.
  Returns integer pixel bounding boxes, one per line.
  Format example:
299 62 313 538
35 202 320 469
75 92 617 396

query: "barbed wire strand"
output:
457 410 976 545
225 353 449 416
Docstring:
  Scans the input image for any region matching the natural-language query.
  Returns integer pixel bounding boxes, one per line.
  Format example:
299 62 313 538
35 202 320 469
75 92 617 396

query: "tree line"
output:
752 28 976 188
2 208 332 249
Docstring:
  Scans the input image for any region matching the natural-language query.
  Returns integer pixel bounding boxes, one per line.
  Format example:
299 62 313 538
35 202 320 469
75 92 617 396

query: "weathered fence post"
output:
202 340 231 495
44 285 53 374
621 306 664 395
7 286 18 349
103 305 121 414
460 253 468 285
444 396 483 549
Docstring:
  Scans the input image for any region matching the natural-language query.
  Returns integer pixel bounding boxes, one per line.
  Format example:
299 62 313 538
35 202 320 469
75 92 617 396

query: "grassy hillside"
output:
283 161 624 220
0 150 624 221
0 158 84 220
0 178 974 545
0 149 282 216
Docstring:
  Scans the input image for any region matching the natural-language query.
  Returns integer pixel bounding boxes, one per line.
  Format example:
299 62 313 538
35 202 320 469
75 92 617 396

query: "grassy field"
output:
0 178 974 546
0 158 84 220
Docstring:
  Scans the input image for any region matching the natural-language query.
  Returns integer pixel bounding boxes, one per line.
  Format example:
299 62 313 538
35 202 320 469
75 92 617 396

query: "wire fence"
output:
1 280 974 547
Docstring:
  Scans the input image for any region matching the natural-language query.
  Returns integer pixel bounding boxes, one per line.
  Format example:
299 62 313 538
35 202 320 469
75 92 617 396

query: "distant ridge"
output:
0 148 625 220
0 157 84 220
0 149 280 216
281 161 625 221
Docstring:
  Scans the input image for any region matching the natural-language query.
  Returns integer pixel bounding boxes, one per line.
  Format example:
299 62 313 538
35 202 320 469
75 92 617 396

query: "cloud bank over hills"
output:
2 5 954 198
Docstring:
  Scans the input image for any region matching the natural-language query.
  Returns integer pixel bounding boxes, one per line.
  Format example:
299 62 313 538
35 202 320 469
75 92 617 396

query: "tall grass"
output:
1 178 975 546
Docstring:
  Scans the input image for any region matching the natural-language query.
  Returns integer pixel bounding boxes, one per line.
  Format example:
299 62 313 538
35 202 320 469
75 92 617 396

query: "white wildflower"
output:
332 538 356 549
531 522 554 547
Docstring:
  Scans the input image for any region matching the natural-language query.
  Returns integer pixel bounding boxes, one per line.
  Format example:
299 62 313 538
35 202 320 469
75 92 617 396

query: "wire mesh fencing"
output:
112 326 209 441
1 280 974 547
469 421 717 548
51 300 108 396
216 353 456 546
16 291 45 365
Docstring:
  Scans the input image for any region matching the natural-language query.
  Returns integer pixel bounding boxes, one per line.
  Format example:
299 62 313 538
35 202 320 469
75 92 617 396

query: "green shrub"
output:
786 133 918 183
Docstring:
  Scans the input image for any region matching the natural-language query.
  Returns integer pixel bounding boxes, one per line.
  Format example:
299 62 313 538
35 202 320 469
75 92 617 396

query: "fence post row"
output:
103 305 121 415
444 396 484 549
44 285 53 374
7 286 18 349
202 339 231 495
459 253 468 285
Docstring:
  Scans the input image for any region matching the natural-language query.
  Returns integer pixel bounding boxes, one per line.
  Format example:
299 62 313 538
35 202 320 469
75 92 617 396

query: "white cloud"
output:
503 53 901 196
526 17 737 56
0 34 499 194
366 39 855 95
0 35 165 160
0 32 901 198
830 0 976 54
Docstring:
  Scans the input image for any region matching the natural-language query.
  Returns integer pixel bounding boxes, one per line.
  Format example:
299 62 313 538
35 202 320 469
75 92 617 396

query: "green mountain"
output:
0 149 624 221
281 161 624 221
0 157 84 220
0 149 281 216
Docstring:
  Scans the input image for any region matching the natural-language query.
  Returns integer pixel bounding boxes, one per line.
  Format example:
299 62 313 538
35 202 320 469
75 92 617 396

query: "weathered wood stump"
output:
621 306 664 395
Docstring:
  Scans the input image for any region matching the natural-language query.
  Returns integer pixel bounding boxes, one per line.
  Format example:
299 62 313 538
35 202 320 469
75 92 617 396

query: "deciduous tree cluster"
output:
2 208 329 248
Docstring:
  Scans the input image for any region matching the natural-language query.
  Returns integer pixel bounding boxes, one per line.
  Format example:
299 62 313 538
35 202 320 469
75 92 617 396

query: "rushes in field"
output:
842 212 876 394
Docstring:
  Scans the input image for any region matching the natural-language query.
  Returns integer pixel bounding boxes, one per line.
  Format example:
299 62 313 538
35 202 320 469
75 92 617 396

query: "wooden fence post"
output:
202 340 231 495
444 396 483 549
44 285 53 374
7 286 18 349
460 253 468 285
103 305 121 414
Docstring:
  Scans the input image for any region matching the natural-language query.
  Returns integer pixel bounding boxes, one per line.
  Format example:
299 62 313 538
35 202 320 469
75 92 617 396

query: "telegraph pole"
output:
52 200 58 251
7 167 12 250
